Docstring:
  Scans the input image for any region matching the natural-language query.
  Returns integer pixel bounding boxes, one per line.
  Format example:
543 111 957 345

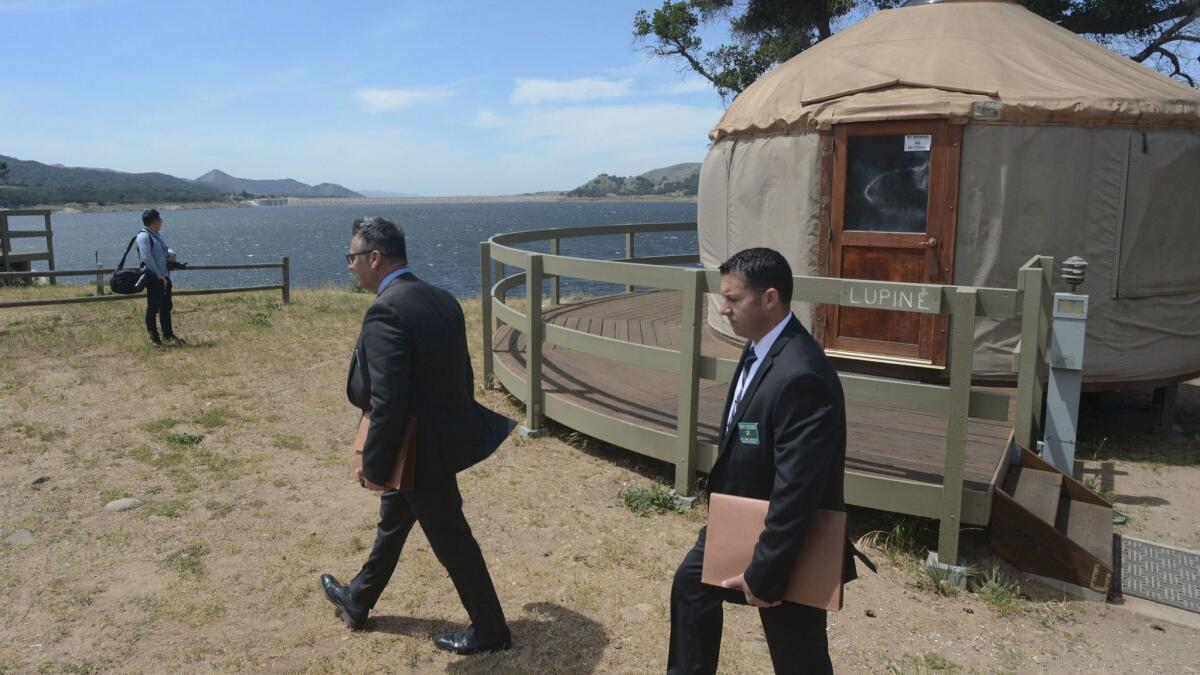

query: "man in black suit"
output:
320 217 515 655
667 248 859 674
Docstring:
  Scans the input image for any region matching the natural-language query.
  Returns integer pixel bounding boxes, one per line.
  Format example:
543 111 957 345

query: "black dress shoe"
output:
433 627 512 655
320 573 367 630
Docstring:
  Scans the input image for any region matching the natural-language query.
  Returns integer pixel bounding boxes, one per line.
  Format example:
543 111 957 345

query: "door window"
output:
844 135 931 233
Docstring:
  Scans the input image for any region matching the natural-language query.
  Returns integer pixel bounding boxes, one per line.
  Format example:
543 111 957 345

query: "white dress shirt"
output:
727 313 794 427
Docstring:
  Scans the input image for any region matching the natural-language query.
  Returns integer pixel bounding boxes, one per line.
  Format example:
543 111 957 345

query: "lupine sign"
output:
839 280 941 314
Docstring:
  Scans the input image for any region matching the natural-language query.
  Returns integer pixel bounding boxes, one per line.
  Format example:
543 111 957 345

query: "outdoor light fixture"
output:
1061 256 1088 292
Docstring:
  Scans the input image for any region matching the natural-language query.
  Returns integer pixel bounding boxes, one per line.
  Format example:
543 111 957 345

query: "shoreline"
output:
27 194 697 215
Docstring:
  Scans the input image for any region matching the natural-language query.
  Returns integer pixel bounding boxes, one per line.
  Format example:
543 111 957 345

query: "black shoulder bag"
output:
109 233 149 295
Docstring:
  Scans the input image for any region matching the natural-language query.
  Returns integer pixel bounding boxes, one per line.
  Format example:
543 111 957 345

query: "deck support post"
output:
520 254 545 436
1152 383 1180 434
550 238 560 306
480 242 495 389
1014 256 1053 455
937 287 977 566
673 268 705 496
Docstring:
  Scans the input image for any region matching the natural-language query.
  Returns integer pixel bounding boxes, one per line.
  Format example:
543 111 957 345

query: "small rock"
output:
620 603 654 623
104 498 143 512
865 609 877 618
4 529 34 546
29 476 50 487
963 607 974 614
1151 624 1166 632
744 638 771 655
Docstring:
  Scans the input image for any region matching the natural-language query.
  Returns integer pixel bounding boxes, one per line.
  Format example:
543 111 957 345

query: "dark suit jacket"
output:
707 314 857 603
347 272 513 487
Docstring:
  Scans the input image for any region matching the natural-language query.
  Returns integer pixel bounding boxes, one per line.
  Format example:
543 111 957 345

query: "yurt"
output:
698 0 1200 386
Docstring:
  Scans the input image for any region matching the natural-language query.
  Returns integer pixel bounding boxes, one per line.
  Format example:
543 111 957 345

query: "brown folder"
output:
351 413 417 491
701 493 847 611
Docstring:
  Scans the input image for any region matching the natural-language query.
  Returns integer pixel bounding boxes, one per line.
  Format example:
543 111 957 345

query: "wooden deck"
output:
493 290 1012 494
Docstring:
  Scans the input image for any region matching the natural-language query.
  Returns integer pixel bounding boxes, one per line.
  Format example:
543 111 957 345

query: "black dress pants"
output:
667 529 832 675
145 277 174 339
349 475 509 637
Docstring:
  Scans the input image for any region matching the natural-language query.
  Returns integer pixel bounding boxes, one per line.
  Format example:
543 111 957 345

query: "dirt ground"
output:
1 288 1198 674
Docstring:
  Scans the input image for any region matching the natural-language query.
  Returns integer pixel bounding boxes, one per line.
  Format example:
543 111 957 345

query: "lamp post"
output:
1041 256 1088 474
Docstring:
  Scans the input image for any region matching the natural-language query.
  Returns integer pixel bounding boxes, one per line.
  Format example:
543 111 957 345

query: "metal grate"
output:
1119 536 1200 614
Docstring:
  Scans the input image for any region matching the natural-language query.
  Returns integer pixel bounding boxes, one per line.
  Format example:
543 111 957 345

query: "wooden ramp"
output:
991 447 1115 592
492 290 1013 509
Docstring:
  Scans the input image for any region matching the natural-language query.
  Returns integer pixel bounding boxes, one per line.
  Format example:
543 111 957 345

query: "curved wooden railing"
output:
481 222 1052 565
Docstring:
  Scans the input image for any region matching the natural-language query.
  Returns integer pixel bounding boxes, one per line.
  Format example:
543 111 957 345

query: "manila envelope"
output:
351 413 417 491
701 492 846 611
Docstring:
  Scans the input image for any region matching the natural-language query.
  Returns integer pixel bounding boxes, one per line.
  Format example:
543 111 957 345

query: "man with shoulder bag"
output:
135 209 186 347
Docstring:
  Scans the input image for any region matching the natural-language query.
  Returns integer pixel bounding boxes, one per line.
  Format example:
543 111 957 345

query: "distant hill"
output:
358 190 421 198
0 154 223 208
567 162 700 198
196 169 363 198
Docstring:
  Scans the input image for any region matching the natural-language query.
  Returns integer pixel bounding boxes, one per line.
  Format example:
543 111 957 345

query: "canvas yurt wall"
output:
698 0 1200 385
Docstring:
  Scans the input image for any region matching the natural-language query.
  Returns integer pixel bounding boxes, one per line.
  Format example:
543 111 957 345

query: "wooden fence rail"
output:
0 257 290 309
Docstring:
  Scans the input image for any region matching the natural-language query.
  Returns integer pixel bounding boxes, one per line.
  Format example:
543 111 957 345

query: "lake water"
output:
8 201 698 297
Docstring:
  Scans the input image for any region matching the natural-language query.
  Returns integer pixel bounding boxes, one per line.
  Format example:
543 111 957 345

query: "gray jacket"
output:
135 228 175 280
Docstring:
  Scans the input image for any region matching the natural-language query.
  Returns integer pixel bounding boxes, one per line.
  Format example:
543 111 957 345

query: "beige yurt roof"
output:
711 0 1200 140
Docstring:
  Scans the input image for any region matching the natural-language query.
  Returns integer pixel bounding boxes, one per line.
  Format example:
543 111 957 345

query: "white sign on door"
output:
904 134 932 152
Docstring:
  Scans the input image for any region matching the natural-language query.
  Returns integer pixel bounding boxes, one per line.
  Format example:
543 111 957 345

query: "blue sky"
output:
0 0 729 195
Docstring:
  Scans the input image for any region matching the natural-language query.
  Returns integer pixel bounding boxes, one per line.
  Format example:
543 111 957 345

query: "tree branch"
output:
1151 46 1197 86
660 37 728 90
1132 8 1200 61
1060 0 1200 35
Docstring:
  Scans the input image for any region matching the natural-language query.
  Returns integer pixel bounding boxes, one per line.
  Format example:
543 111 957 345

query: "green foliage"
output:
619 482 685 516
885 651 962 674
633 0 1200 98
166 432 204 447
860 517 930 564
975 565 1022 614
160 542 207 578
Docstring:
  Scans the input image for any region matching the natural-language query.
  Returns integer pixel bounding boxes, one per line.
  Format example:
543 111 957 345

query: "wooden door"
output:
824 120 960 365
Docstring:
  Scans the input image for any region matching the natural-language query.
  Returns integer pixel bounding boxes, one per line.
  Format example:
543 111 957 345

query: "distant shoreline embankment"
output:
27 193 697 215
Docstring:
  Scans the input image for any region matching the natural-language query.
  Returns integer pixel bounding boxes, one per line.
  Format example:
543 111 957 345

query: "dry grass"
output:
1 284 1198 673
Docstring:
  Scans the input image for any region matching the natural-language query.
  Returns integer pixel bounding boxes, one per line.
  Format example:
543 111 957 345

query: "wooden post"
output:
674 268 704 496
43 212 56 285
1014 256 1053 452
522 254 544 435
550 238 560 306
480 242 495 389
95 264 104 296
625 231 635 294
281 257 290 304
494 261 506 303
937 287 977 566
0 213 10 275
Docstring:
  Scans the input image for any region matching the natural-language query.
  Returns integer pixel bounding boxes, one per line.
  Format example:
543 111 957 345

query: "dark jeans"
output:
145 277 174 339
667 529 832 675
349 476 509 638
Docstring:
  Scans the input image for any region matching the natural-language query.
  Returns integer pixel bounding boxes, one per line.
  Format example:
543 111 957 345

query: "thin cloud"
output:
474 107 503 128
510 77 632 105
354 86 456 113
661 78 712 95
